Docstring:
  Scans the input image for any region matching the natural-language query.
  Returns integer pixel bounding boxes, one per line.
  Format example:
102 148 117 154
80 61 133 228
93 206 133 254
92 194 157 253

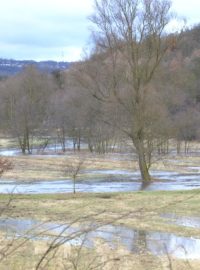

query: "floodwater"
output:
0 168 200 194
161 213 200 229
0 218 199 260
0 148 21 156
0 140 88 156
1 146 200 194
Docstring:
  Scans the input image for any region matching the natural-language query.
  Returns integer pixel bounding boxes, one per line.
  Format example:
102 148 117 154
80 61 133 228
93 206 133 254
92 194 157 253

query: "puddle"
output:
189 167 200 171
0 218 200 259
161 213 200 229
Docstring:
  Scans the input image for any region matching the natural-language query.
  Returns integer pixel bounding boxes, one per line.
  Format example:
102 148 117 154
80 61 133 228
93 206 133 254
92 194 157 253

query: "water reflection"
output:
140 181 151 190
0 218 200 259
161 213 200 229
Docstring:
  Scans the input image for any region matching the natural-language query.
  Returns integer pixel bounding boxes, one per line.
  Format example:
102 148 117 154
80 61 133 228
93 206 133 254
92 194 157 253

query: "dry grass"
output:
0 137 18 148
3 152 136 181
3 150 200 181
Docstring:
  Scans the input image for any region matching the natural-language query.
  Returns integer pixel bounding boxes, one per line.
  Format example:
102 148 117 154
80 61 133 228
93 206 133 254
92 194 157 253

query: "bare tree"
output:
76 0 175 181
64 158 84 194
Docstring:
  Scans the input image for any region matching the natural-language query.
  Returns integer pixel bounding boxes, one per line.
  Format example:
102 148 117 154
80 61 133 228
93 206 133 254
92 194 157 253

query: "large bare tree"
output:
81 0 175 181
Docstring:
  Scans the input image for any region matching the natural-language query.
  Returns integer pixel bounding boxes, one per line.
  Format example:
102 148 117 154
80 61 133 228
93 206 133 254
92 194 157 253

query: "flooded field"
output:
1 217 200 260
0 144 200 268
1 145 200 193
0 168 200 194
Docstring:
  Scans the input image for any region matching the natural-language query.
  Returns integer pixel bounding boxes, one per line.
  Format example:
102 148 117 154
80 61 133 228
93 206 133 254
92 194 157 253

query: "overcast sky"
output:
0 0 199 62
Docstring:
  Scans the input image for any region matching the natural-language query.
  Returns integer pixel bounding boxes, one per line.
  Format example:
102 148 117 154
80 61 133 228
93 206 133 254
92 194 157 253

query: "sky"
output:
0 0 199 62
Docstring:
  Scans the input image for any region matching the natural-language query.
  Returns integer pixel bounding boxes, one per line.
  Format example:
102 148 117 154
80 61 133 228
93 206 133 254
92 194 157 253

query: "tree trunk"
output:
77 133 81 151
73 177 76 194
26 128 31 154
134 139 151 181
177 141 181 154
138 152 151 181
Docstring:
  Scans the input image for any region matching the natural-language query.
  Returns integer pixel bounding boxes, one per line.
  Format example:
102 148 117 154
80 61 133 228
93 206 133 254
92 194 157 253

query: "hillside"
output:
0 59 72 77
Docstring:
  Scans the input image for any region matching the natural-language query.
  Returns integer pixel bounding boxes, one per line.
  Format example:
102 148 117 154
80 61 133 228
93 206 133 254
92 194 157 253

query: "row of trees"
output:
0 0 200 181
0 64 120 154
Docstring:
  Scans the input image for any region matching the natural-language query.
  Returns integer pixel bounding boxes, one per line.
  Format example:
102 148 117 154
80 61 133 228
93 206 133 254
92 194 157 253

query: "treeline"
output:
0 65 118 154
